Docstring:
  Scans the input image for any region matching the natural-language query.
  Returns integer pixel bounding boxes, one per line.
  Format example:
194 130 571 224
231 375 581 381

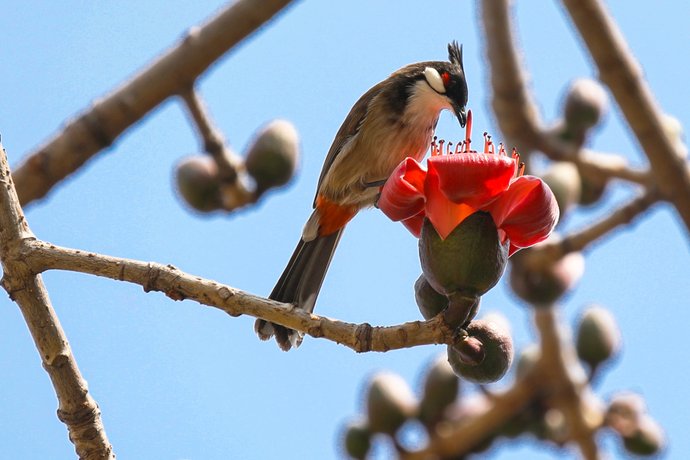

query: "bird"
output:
256 42 469 351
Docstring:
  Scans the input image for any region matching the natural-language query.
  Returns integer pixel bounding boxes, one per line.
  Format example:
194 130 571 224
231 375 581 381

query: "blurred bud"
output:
576 150 627 206
342 419 371 460
563 78 609 136
515 344 541 380
244 119 300 195
420 213 510 299
662 113 688 160
447 320 514 384
606 392 646 437
622 415 665 457
510 236 585 306
576 305 621 369
414 275 448 320
542 162 581 216
175 156 222 212
418 356 459 428
366 372 417 435
544 408 568 443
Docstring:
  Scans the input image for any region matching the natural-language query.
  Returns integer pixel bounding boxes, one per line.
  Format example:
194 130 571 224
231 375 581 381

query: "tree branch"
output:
22 240 454 353
561 0 690 235
534 307 602 460
543 189 659 259
0 143 114 459
12 0 296 207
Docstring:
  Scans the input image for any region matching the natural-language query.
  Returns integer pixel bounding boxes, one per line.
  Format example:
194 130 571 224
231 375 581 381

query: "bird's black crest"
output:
448 41 464 72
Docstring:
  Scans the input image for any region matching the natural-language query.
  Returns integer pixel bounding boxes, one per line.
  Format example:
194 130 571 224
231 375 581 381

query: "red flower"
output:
379 112 559 256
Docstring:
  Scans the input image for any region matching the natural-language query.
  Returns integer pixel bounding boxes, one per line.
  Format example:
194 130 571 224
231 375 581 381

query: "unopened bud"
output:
576 305 621 369
175 156 222 212
366 372 416 435
542 162 581 216
622 415 665 457
515 344 541 380
342 419 371 459
414 275 448 320
419 212 509 299
563 78 608 135
418 356 459 427
606 392 646 437
510 236 585 306
244 119 300 195
447 320 514 384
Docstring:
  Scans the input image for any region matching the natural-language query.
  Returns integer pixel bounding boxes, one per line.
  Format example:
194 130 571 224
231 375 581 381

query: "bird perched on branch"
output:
256 42 469 350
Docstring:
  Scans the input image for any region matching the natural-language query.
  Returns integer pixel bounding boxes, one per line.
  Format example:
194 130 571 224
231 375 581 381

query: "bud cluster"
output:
175 119 299 213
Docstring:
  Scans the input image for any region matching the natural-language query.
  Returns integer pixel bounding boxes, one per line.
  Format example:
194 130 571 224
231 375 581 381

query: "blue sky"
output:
1 1 688 459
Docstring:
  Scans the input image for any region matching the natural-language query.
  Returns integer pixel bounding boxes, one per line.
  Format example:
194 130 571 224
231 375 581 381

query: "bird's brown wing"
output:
313 80 388 207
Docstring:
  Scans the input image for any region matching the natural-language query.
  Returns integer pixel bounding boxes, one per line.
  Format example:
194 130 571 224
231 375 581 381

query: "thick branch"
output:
534 307 601 460
480 0 542 150
13 0 295 207
561 0 690 234
23 240 454 352
0 144 113 459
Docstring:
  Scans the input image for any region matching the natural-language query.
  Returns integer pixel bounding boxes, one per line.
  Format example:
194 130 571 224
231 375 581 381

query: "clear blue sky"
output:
1 1 688 459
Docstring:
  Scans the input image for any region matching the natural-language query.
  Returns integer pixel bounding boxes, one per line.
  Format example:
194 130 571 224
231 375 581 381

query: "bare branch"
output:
534 307 602 460
23 240 454 352
544 189 659 259
561 0 690 235
480 0 542 150
404 378 538 459
0 143 114 459
12 0 295 207
178 87 243 181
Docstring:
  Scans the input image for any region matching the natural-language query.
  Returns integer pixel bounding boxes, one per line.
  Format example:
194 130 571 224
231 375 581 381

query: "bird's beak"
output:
453 104 467 128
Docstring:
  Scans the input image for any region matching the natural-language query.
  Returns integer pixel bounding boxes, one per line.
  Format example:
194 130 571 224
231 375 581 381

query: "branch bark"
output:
22 240 455 353
0 143 114 459
12 0 295 207
561 0 690 235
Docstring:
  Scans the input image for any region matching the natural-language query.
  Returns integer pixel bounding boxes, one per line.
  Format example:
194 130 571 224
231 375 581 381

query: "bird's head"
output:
420 41 469 127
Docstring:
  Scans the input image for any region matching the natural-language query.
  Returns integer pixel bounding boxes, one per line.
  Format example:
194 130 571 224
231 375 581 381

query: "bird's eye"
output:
424 67 446 94
441 71 451 87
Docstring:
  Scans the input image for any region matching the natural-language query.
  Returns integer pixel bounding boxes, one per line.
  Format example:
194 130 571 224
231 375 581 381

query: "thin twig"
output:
543 189 659 259
0 144 114 459
561 0 690 235
22 240 454 352
178 87 243 181
404 376 538 459
12 0 295 207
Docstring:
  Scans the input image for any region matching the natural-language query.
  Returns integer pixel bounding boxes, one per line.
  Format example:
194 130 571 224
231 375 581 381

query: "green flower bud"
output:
366 372 416 435
342 419 371 460
606 392 646 437
622 415 665 457
419 213 509 299
515 344 541 380
576 305 621 369
244 119 299 195
563 78 608 134
542 162 581 216
175 156 222 212
510 238 585 306
418 356 459 428
414 274 448 320
447 320 514 384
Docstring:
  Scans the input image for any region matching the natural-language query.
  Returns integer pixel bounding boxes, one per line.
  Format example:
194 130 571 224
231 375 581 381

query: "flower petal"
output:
425 164 477 239
429 153 517 208
378 157 427 222
401 212 426 237
486 175 559 248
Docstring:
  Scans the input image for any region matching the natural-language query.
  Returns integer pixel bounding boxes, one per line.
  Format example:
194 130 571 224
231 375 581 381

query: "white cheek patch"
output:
424 67 446 94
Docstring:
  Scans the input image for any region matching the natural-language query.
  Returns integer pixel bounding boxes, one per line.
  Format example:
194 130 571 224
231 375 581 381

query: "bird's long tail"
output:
255 228 343 351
